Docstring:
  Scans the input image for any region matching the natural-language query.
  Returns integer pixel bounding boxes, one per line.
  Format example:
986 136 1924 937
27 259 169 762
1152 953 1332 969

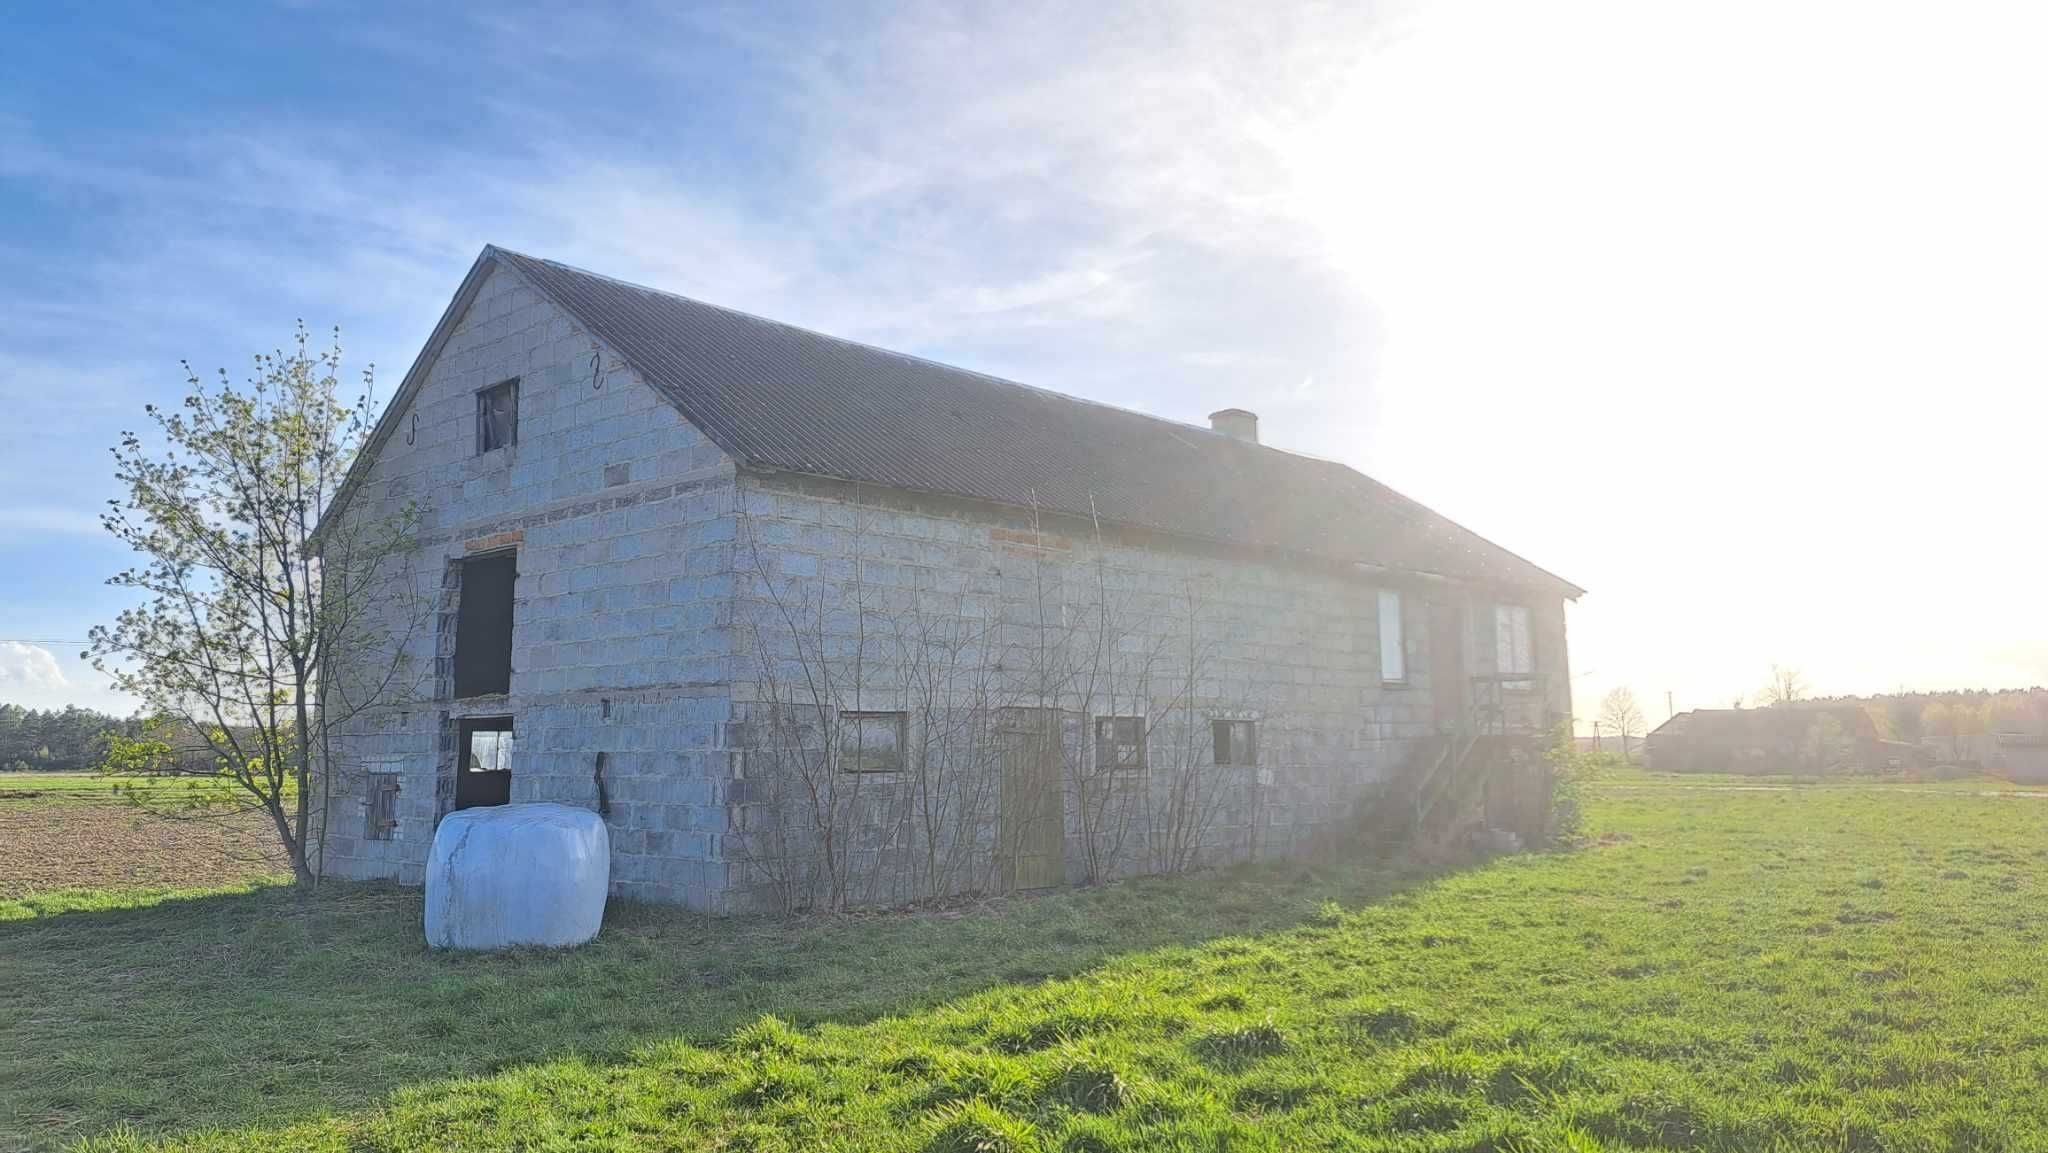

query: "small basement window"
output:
454 552 516 698
364 772 400 840
840 711 907 773
476 378 519 454
1378 589 1406 683
1213 719 1258 767
1094 716 1147 773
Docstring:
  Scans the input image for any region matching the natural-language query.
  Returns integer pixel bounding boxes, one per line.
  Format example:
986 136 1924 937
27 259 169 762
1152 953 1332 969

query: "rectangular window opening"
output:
1378 588 1406 683
1495 603 1534 681
364 772 400 840
454 552 516 698
456 715 514 809
476 378 519 454
1213 719 1258 767
839 711 907 773
1094 715 1147 773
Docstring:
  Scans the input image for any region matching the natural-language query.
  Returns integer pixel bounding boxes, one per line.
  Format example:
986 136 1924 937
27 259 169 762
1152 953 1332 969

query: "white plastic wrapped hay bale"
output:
425 803 609 950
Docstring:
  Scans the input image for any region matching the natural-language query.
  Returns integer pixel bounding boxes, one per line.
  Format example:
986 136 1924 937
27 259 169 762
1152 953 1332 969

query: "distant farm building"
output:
1646 706 1914 773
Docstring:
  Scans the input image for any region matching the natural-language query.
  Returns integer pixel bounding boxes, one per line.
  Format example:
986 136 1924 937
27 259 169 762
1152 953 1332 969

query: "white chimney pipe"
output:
1208 408 1259 443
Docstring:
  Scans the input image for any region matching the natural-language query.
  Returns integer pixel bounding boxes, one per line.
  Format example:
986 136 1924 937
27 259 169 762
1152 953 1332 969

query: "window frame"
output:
460 715 516 773
1094 715 1148 774
838 710 909 774
364 772 401 840
1212 718 1258 767
1495 603 1534 679
476 377 520 455
1378 588 1407 684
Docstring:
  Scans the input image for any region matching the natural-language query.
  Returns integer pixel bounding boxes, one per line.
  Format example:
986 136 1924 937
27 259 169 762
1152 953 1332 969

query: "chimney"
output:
1208 408 1259 444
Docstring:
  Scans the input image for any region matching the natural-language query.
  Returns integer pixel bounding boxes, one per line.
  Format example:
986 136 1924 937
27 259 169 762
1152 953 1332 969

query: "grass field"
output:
7 778 2048 1151
0 774 288 909
0 773 260 803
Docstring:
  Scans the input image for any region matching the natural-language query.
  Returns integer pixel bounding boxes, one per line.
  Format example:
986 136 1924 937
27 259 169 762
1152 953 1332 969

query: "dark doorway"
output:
455 715 514 809
454 553 515 698
1429 600 1468 732
999 708 1066 890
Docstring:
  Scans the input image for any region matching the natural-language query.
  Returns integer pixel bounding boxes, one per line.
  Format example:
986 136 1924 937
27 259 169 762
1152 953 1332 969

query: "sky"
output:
3 0 2045 728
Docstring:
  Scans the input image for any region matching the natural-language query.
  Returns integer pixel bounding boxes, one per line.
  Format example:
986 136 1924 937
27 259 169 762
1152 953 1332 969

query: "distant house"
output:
1646 706 1904 773
1994 733 2048 783
313 246 1580 911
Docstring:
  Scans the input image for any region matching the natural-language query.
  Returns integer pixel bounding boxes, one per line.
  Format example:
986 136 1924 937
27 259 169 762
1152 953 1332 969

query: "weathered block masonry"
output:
316 246 1579 912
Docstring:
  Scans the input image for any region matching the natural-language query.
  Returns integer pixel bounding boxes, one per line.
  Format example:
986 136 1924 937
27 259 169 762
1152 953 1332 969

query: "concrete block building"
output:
315 246 1580 911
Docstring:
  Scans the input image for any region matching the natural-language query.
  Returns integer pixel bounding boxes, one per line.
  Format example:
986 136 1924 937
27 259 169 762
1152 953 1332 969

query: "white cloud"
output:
0 643 68 693
12 0 2048 723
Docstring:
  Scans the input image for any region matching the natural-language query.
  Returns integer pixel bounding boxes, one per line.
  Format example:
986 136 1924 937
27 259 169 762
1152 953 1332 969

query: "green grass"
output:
0 879 288 923
0 772 136 798
9 783 2048 1150
0 772 254 806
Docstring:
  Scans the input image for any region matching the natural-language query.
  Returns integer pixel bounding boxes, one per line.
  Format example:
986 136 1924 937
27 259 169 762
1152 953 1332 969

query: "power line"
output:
0 639 94 646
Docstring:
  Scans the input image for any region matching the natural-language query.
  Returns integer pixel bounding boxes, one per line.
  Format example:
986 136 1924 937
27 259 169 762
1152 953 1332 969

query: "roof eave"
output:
740 462 1576 597
313 246 506 545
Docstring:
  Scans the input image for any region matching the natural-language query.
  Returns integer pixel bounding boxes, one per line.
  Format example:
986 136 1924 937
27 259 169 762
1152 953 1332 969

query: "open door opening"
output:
456 715 514 810
454 552 515 699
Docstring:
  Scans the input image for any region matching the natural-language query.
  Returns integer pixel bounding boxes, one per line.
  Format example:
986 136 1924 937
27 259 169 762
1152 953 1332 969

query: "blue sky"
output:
6 1 2048 721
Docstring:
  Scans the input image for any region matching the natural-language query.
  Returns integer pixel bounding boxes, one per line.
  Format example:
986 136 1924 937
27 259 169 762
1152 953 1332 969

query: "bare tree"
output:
729 483 1240 909
89 326 422 884
1598 687 1646 762
1760 664 1807 707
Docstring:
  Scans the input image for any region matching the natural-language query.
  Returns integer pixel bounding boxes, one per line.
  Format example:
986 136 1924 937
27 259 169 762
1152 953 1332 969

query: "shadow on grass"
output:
0 853 1451 1148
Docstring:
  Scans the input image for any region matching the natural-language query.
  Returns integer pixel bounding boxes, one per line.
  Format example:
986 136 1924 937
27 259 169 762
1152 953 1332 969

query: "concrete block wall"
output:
316 257 1570 915
722 471 1571 910
318 260 742 910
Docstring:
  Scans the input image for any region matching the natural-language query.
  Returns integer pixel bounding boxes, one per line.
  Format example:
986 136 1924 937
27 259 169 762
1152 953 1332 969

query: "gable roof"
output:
334 246 1580 596
1649 706 1878 742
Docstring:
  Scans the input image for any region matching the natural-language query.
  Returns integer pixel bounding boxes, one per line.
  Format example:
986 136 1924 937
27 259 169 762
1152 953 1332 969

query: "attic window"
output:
477 378 519 454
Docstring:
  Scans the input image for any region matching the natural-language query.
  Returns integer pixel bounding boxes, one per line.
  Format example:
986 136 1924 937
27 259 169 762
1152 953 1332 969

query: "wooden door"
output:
1429 600 1468 732
1000 709 1066 890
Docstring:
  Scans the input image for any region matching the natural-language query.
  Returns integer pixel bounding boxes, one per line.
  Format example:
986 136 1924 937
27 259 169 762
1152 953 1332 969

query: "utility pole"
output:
1666 691 1674 721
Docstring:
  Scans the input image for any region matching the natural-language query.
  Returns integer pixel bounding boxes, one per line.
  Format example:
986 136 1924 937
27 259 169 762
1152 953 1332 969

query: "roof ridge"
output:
480 245 1582 597
487 245 1355 468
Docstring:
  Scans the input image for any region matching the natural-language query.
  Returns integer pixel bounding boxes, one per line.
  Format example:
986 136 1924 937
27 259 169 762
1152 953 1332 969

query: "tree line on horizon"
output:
1797 687 2048 748
0 702 145 773
1591 674 2048 765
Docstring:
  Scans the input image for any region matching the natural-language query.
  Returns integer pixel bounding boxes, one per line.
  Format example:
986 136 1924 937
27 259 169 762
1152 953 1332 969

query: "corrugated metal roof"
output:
494 247 1579 595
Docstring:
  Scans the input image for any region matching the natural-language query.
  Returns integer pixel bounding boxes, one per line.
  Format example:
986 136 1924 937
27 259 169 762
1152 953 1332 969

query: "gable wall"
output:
318 260 743 909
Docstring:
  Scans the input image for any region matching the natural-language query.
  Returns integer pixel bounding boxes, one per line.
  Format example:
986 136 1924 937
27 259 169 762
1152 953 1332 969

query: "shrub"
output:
1545 735 1624 845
